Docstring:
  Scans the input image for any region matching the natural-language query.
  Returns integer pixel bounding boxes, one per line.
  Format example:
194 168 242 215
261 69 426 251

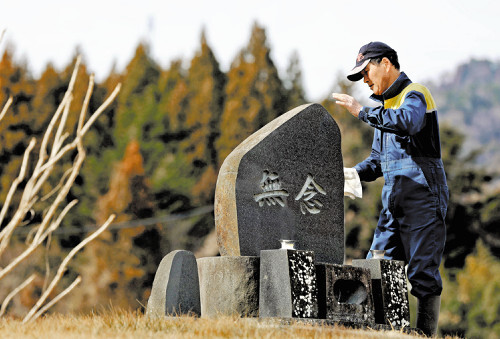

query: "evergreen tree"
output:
148 59 193 201
113 43 161 154
30 63 61 134
0 48 35 202
439 125 498 267
75 141 160 311
284 50 307 110
216 22 287 164
182 30 226 204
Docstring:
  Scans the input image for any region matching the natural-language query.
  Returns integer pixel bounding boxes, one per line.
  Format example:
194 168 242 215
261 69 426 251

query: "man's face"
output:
360 60 391 96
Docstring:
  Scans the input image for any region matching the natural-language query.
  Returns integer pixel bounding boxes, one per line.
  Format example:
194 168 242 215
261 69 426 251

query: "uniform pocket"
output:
438 184 449 220
408 166 432 190
391 167 436 229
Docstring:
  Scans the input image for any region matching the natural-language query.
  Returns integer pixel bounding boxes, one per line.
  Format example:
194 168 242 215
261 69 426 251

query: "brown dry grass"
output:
0 309 455 339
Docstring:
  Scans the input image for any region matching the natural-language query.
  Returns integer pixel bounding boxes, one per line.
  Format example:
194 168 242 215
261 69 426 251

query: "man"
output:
333 41 448 337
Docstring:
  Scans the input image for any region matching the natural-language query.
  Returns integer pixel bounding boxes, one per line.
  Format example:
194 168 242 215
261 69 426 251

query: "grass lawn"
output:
0 309 451 339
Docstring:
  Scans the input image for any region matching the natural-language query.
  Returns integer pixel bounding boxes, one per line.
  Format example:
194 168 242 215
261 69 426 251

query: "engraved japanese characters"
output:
215 104 344 264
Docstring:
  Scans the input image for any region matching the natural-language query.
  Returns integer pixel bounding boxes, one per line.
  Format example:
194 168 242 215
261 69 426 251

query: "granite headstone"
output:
146 250 201 317
215 103 344 264
352 259 410 328
259 248 318 318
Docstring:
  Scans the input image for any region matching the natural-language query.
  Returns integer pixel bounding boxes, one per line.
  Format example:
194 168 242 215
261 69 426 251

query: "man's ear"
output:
382 57 391 72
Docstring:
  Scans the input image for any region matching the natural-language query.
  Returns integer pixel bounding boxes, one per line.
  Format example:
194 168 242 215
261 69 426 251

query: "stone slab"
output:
352 259 410 328
215 103 344 264
259 249 318 318
316 263 375 325
197 256 259 317
258 317 422 335
146 250 201 317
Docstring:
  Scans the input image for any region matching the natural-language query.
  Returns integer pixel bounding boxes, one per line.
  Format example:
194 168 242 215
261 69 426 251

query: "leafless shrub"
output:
0 54 121 322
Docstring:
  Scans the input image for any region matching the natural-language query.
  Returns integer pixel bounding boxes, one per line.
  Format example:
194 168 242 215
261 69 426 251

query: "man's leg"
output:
401 210 446 337
416 295 441 337
391 168 446 337
366 184 405 261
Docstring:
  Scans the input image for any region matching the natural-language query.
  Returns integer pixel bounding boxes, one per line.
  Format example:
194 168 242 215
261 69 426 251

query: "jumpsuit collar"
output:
369 72 412 103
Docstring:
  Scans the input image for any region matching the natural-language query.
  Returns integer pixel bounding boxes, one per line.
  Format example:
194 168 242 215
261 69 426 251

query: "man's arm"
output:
354 129 383 182
359 91 427 135
333 91 428 136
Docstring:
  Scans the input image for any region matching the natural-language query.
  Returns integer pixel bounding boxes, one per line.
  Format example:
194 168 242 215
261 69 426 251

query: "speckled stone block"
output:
146 250 201 317
259 249 318 318
316 263 375 325
215 103 344 264
352 259 410 328
197 256 260 317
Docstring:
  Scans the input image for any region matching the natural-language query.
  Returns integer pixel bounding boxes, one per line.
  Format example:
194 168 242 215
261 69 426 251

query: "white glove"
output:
344 167 362 200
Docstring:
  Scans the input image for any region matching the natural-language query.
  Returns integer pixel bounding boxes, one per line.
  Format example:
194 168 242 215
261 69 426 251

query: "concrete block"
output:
316 263 375 325
197 256 259 317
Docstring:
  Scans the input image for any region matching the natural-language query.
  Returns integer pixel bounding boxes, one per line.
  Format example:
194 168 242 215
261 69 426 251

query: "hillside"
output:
429 59 500 172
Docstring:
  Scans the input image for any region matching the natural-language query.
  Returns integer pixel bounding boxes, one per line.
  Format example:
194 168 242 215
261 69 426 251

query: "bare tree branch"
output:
0 139 37 248
0 96 13 124
29 276 82 322
80 83 121 136
0 274 36 317
0 55 121 318
23 214 115 323
78 74 94 133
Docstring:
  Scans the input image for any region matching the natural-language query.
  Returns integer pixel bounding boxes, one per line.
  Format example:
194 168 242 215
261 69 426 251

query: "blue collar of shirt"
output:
369 72 413 103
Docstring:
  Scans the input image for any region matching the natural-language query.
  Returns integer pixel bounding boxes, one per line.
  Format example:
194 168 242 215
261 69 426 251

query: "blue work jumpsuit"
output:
354 72 449 299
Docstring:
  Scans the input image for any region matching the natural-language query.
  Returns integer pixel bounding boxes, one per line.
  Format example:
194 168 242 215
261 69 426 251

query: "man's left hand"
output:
331 93 363 118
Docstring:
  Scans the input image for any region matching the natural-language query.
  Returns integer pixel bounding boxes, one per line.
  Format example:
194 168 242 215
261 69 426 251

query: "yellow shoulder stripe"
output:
384 83 437 113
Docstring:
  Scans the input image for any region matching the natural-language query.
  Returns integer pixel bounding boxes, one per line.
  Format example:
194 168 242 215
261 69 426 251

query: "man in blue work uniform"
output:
332 42 448 337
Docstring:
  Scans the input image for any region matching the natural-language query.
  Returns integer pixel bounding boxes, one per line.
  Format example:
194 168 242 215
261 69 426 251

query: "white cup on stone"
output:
279 239 296 250
370 249 386 259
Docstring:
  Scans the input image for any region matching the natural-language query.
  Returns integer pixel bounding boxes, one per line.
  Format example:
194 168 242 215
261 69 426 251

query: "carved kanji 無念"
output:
254 170 289 207
295 174 327 215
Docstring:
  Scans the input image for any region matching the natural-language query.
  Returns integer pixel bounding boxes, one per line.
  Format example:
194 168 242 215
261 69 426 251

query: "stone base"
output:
352 259 410 328
316 263 375 326
259 249 318 318
197 256 259 317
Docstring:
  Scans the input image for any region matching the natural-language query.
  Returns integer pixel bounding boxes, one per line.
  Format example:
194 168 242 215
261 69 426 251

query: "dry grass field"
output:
0 309 460 339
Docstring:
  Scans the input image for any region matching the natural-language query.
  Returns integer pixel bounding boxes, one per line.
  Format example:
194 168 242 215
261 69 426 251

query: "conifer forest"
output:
0 23 499 337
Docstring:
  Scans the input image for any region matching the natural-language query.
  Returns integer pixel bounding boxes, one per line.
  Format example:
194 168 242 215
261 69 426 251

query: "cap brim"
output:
347 59 370 82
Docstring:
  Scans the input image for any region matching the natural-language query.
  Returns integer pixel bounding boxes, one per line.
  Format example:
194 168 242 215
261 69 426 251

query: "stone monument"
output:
147 103 413 331
146 250 201 317
215 103 344 264
259 248 318 318
352 258 410 328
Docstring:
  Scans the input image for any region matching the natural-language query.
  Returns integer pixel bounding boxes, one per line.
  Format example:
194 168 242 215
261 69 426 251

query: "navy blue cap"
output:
347 42 397 81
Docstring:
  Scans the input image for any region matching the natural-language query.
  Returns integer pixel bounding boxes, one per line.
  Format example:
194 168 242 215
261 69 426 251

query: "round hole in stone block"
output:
333 279 368 304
